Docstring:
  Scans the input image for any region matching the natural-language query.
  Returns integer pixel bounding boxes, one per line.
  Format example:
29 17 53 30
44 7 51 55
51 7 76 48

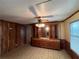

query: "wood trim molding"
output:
63 10 79 22
28 10 79 25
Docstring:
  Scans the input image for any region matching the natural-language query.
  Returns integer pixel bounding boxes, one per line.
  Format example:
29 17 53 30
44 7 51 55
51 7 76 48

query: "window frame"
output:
69 19 79 55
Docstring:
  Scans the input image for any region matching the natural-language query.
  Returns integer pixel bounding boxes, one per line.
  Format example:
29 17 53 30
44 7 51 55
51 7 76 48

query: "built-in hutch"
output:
31 23 60 50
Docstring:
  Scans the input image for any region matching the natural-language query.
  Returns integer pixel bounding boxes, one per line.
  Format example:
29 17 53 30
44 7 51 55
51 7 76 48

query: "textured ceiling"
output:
0 0 79 24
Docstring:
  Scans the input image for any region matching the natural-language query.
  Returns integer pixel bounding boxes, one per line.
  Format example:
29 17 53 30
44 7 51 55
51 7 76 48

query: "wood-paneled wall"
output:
31 23 58 39
63 11 79 59
0 21 2 55
0 20 26 56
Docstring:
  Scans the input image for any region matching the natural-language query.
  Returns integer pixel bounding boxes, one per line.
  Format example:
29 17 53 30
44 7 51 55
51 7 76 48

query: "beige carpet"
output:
0 45 71 59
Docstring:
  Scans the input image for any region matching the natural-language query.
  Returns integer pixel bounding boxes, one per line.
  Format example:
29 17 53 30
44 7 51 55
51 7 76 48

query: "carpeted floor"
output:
0 45 71 59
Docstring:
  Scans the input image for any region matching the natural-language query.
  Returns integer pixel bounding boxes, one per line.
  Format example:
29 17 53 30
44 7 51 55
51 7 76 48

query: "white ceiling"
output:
0 0 79 24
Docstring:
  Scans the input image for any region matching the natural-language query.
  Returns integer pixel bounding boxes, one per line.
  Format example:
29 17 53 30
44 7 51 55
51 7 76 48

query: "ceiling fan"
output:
36 0 52 6
29 0 53 27
29 0 53 25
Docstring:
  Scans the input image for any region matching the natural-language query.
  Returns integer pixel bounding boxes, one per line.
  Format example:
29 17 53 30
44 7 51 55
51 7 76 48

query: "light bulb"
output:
45 26 49 31
35 23 45 27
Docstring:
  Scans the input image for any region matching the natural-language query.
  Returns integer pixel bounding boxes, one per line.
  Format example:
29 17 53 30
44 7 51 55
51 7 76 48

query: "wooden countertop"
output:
32 37 60 41
31 38 60 50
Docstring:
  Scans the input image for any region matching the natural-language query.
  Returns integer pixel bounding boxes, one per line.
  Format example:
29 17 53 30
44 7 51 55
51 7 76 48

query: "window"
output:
70 20 79 55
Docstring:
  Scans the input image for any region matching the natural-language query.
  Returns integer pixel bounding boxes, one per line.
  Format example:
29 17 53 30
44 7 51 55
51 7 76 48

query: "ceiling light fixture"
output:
35 19 45 27
45 26 50 32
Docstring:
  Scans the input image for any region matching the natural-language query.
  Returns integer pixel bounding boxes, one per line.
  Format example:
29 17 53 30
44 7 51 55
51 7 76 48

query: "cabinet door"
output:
48 40 60 49
49 25 58 39
32 25 38 38
52 25 56 38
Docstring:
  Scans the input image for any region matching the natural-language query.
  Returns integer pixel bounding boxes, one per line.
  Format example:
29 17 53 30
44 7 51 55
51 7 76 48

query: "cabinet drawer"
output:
48 41 60 49
31 39 60 50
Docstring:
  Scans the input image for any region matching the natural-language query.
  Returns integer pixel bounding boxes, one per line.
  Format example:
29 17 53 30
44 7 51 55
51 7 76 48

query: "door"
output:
8 23 16 50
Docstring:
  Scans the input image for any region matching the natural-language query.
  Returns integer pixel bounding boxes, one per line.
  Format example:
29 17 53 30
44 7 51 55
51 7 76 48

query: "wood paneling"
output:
49 25 56 38
32 23 58 39
0 21 2 55
2 21 9 54
0 20 26 56
32 25 38 38
8 22 16 50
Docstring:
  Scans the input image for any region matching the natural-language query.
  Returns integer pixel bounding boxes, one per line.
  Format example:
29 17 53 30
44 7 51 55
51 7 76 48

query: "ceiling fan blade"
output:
41 15 53 18
36 0 52 5
41 19 48 22
29 6 38 16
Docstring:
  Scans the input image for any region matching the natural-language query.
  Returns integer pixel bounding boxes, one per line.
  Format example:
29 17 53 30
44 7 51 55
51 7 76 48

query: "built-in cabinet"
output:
31 38 60 50
32 23 58 38
0 20 26 56
31 23 60 50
